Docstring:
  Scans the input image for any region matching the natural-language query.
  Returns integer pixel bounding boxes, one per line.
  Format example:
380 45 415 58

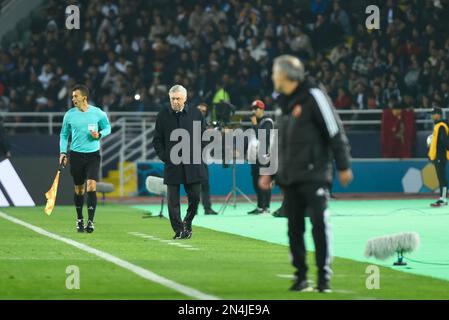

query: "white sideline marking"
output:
128 232 146 236
128 232 198 250
276 274 295 279
0 211 219 300
177 244 193 248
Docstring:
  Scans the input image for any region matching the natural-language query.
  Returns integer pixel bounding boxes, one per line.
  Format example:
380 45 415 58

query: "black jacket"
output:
153 104 207 185
253 115 274 168
275 83 351 186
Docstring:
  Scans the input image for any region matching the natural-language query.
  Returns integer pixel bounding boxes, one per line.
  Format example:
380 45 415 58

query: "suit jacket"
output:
153 104 207 185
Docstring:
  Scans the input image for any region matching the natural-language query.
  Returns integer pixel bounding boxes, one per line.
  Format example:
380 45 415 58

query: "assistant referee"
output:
59 84 111 233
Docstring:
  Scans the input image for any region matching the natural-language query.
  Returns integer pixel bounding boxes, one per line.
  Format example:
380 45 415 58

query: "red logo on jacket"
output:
292 104 302 119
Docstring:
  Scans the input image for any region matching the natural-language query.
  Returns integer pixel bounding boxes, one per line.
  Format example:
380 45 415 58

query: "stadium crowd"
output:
0 0 449 124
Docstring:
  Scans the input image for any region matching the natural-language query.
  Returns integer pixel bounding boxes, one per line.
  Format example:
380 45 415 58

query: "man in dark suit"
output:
153 85 207 239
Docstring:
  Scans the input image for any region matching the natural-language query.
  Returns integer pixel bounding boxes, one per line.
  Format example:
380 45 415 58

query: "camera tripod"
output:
219 162 254 214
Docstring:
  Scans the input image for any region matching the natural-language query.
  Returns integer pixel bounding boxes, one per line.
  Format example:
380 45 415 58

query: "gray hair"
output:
273 55 306 81
168 84 187 97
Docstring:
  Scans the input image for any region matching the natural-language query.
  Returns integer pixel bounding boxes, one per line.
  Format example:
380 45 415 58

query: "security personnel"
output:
259 55 353 293
247 100 274 215
428 107 449 207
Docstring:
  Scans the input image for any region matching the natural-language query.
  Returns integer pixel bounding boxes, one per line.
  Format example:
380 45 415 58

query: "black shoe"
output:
183 221 192 232
182 221 192 239
204 208 218 215
247 208 263 215
182 230 192 239
272 207 286 218
76 219 85 233
430 200 448 207
315 282 332 293
289 279 314 292
85 220 94 233
173 231 183 240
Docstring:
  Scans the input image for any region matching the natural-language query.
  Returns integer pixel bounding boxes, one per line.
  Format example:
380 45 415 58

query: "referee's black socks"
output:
74 194 84 220
87 191 97 222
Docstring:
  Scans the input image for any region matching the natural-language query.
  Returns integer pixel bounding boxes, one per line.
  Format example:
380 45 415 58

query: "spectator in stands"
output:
289 26 314 60
367 83 384 109
352 45 373 76
310 0 331 16
0 0 448 133
334 87 352 110
353 82 368 110
329 0 351 37
382 79 402 105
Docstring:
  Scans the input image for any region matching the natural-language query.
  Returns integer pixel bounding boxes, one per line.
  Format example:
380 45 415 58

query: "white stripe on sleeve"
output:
309 88 339 137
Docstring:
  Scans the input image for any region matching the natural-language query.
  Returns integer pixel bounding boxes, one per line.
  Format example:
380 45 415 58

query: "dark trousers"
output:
251 164 271 209
200 166 212 210
167 183 201 233
283 183 332 284
435 160 448 198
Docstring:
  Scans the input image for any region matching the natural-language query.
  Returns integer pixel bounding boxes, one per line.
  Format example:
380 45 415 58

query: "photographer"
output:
247 100 274 215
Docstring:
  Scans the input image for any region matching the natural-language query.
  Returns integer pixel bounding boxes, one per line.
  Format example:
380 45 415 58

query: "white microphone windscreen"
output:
145 176 167 196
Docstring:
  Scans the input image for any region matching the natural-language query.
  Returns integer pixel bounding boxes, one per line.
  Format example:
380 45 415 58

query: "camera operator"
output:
247 100 274 215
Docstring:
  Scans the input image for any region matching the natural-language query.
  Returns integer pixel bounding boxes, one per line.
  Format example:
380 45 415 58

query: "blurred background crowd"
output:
0 0 448 121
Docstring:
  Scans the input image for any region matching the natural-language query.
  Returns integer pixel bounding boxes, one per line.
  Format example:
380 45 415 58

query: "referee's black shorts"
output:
69 150 101 185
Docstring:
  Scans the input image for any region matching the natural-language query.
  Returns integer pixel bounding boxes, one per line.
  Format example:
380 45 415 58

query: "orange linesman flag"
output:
44 170 61 216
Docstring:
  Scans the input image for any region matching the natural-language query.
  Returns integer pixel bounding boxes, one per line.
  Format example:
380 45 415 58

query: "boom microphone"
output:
364 232 420 266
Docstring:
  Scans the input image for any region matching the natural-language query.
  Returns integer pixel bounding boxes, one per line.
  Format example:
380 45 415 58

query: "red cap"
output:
251 100 265 110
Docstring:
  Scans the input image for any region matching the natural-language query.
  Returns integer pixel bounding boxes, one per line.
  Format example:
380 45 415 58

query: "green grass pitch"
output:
0 204 448 300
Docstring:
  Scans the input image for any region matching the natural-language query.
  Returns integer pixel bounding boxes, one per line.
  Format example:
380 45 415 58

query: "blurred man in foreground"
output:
260 55 353 293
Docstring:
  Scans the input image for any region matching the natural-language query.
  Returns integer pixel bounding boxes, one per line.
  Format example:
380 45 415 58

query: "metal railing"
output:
97 115 156 196
1 108 440 131
0 111 159 135
1 108 442 197
117 120 155 196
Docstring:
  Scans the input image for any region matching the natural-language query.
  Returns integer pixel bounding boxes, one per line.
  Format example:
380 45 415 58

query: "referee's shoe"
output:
76 219 85 233
85 220 95 233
